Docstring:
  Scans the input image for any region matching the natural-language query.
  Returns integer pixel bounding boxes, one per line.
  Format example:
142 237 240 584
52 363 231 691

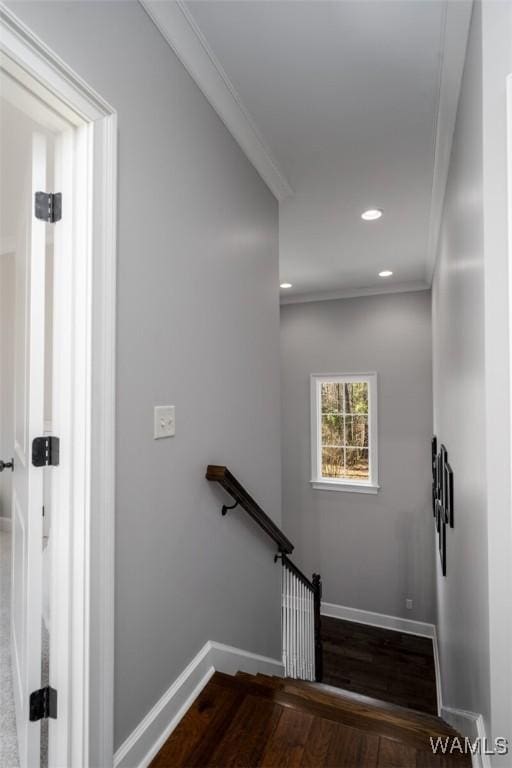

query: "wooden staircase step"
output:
151 673 471 767
237 671 283 690
259 706 315 766
207 694 282 767
211 672 461 753
279 678 448 730
231 672 454 739
150 680 244 768
256 672 280 681
256 672 284 688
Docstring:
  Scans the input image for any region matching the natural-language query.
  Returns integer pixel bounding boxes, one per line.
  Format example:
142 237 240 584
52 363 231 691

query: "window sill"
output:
310 480 380 495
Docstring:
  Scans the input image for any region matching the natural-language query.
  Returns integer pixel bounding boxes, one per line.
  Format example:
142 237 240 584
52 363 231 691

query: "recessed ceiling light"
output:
280 282 293 289
361 208 383 221
379 270 393 278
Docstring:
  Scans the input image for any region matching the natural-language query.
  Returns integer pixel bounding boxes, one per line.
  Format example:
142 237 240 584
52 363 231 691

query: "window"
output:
310 374 379 493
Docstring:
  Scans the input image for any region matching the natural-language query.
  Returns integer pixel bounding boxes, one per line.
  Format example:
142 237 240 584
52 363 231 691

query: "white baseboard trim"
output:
441 707 491 768
0 516 11 532
321 601 436 638
208 641 284 678
431 625 442 717
113 640 284 768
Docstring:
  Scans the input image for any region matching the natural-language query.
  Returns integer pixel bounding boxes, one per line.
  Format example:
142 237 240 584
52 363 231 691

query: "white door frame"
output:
508 73 512 502
0 5 117 767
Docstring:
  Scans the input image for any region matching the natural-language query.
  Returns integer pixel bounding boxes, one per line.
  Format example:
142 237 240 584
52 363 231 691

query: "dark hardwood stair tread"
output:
259 706 314 766
257 672 283 688
151 673 471 768
377 737 417 767
211 673 458 751
299 717 339 766
207 693 282 767
229 672 450 736
236 671 282 690
325 721 380 767
149 681 242 768
237 671 284 691
278 678 445 729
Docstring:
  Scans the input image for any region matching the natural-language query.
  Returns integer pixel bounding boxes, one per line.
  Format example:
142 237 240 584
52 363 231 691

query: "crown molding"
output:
280 280 430 306
140 0 293 202
425 0 473 282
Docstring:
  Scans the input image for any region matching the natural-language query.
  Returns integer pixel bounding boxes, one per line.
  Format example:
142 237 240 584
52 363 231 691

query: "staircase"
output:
185 468 470 766
150 671 470 767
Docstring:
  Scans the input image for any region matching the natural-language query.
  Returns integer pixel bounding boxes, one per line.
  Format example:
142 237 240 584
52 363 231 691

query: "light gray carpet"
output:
0 529 20 768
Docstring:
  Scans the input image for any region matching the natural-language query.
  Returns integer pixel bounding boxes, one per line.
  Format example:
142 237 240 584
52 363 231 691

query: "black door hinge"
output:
32 436 60 467
35 192 62 223
29 686 57 721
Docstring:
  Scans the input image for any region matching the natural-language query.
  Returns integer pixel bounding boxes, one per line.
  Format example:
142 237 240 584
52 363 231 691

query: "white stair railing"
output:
280 555 321 682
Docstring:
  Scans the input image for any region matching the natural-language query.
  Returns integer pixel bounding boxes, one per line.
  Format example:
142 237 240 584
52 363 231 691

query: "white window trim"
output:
310 373 379 494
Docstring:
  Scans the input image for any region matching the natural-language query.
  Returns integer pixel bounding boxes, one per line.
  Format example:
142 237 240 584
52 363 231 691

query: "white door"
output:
11 132 48 768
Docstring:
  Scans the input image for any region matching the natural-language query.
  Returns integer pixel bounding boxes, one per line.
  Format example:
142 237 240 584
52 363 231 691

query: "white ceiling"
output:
146 0 471 302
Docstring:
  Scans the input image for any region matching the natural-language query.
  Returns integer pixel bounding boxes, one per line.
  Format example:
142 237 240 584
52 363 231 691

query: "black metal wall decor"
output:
432 436 454 577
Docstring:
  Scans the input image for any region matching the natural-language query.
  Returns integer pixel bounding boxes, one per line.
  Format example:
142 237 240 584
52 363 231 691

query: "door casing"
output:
0 6 117 767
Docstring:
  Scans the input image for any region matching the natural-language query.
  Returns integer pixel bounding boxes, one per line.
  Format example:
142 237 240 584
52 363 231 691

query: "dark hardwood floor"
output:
151 671 469 767
321 617 438 715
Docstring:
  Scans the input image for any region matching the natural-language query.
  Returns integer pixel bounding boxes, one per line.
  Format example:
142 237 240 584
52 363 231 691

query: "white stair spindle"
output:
282 565 286 674
280 561 318 682
292 574 297 677
306 588 310 680
283 566 287 676
297 577 300 677
298 578 302 677
294 576 297 679
311 590 314 680
285 570 289 678
310 590 314 680
302 583 306 679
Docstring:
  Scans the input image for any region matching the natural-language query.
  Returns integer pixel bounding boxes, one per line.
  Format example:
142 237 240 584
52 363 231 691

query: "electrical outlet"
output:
154 405 175 439
405 598 413 610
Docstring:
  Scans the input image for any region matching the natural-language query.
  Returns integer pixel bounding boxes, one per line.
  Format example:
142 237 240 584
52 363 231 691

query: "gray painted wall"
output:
481 0 512 752
433 0 512 752
280 291 434 623
6 0 282 750
432 0 490 733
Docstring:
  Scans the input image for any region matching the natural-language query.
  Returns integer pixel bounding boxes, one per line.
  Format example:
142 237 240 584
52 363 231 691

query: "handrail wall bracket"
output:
206 465 294 555
221 500 240 516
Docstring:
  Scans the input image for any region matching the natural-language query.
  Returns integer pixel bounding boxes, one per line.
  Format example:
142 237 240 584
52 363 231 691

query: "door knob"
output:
0 458 14 472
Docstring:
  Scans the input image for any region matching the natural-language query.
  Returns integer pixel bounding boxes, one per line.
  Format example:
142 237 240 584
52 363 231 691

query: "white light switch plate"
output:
154 405 175 439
